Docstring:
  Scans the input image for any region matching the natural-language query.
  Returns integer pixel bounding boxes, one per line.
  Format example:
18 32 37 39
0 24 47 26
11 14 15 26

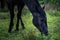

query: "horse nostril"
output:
46 33 48 36
45 31 48 36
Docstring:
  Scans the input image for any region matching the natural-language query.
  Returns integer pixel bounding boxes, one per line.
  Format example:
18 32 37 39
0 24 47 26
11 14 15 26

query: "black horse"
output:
7 0 48 36
0 0 5 9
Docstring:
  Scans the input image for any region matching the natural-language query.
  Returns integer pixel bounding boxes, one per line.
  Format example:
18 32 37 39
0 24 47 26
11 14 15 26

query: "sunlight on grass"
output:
0 10 60 40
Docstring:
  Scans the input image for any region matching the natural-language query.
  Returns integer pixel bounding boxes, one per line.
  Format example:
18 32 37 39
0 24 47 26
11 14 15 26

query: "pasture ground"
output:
0 9 60 40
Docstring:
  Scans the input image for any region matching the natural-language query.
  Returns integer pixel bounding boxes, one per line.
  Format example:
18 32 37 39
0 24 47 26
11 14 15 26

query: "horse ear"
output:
43 5 45 9
42 5 45 10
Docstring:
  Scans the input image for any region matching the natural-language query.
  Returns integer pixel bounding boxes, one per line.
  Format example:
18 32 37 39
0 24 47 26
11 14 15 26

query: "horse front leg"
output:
0 0 5 9
16 2 25 31
7 3 14 33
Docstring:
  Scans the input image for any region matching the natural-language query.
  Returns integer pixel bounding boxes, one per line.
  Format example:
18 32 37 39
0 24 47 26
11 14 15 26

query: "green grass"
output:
0 10 60 40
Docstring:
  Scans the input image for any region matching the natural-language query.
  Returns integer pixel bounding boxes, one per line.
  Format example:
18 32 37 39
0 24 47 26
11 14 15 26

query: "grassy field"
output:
0 9 60 40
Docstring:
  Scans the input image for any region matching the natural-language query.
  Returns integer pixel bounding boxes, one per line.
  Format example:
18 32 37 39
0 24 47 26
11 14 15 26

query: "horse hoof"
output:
8 31 11 33
15 29 19 32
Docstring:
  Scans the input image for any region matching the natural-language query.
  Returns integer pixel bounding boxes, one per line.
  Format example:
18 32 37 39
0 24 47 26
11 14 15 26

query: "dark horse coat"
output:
6 0 48 36
0 0 5 9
